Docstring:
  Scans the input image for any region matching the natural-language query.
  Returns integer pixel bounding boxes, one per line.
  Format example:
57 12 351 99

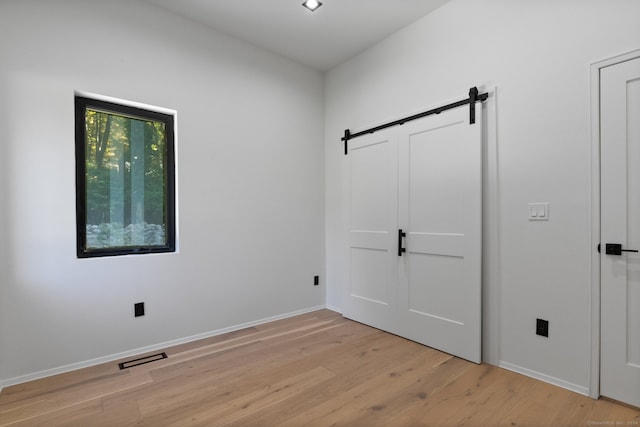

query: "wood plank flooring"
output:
1 309 638 426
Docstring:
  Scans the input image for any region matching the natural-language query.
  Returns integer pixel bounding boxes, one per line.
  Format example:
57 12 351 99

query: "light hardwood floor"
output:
1 309 638 426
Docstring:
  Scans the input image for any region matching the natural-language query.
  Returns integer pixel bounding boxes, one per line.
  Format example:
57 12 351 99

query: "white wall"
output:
325 0 640 394
0 0 325 386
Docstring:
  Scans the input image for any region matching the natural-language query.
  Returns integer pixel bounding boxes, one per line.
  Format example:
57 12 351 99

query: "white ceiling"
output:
143 0 450 71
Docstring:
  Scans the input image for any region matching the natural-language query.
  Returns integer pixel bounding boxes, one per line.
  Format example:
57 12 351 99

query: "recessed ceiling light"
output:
302 0 323 12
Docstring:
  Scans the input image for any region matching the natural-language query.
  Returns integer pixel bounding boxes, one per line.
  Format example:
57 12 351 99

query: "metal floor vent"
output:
118 352 167 370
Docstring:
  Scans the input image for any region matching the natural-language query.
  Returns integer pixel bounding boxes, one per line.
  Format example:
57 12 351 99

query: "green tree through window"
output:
75 96 176 257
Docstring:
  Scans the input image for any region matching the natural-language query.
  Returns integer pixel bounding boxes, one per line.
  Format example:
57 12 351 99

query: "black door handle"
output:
398 229 406 257
605 243 639 256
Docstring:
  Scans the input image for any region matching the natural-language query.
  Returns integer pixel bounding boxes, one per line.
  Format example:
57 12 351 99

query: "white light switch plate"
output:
528 203 549 221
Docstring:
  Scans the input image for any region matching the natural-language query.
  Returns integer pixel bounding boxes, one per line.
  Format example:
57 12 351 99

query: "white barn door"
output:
344 103 482 364
397 105 482 363
344 129 398 333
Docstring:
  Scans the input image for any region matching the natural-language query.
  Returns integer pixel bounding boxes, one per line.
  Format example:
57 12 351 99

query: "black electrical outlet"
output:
536 318 549 337
134 302 145 317
314 275 319 286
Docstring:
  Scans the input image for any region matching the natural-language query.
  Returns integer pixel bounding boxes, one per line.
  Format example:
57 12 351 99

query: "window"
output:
75 96 176 258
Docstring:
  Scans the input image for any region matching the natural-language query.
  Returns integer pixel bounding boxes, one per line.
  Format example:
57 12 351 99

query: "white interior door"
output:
343 129 398 332
600 55 640 408
398 104 482 363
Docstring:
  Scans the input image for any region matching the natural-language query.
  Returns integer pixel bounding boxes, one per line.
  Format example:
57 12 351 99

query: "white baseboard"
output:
325 304 342 314
0 305 327 390
498 360 590 397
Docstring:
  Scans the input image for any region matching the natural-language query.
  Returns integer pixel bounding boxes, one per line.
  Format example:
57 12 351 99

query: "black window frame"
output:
75 96 176 258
